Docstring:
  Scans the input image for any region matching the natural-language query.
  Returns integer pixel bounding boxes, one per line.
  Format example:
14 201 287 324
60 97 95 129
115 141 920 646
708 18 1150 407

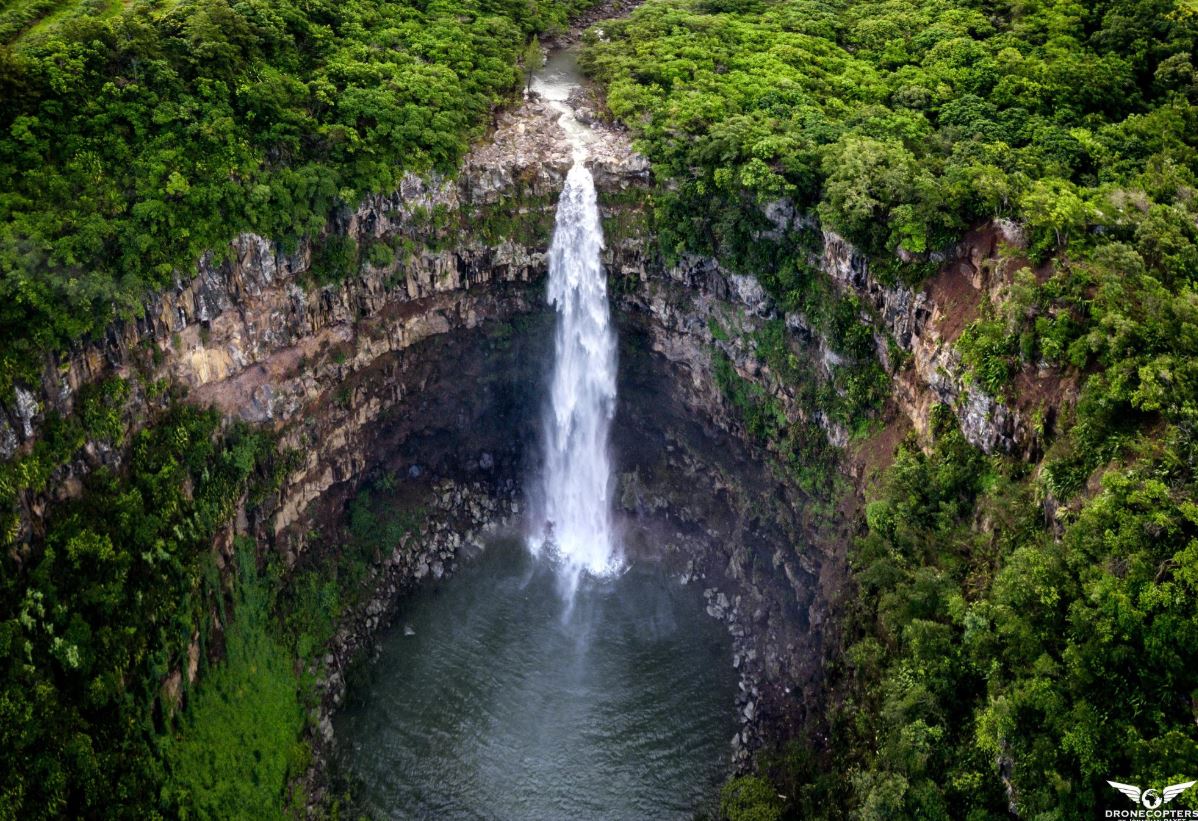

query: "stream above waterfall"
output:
332 538 737 819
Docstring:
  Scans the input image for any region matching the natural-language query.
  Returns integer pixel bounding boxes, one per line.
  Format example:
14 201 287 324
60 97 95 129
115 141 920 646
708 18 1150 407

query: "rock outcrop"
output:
816 220 1044 457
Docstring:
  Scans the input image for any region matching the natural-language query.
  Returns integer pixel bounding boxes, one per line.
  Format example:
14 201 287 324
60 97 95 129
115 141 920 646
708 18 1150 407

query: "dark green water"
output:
333 539 737 820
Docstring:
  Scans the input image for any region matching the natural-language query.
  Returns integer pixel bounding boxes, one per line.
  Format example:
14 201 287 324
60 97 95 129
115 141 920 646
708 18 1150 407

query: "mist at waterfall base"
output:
332 539 737 820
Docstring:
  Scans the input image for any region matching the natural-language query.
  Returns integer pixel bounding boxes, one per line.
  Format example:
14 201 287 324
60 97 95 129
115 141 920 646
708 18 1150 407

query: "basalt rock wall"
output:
1 99 650 562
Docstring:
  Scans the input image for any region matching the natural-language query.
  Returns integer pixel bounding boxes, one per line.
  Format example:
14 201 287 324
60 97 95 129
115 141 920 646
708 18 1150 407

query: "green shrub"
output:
720 775 783 821
164 545 305 819
311 235 359 286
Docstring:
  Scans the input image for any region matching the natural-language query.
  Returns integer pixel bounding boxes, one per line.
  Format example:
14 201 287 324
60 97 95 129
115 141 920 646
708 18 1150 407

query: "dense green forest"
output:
0 397 289 817
586 0 1198 817
0 0 586 392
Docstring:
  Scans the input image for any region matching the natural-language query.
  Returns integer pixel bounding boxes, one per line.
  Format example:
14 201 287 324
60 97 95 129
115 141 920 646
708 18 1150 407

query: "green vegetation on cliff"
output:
164 544 305 817
0 400 289 817
0 0 587 390
587 0 1198 817
816 405 1198 818
0 381 432 817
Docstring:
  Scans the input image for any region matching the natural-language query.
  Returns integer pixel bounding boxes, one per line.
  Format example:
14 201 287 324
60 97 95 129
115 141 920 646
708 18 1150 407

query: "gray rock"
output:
0 417 17 460
13 386 39 439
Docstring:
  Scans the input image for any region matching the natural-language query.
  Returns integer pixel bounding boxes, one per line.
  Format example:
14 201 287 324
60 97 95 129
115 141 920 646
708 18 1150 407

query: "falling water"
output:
533 98 621 592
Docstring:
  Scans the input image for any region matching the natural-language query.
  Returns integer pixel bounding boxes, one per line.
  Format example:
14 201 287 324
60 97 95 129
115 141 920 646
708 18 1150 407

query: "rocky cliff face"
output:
814 218 1060 458
609 322 845 765
630 202 1059 463
1 98 648 550
610 203 1057 471
600 194 1077 762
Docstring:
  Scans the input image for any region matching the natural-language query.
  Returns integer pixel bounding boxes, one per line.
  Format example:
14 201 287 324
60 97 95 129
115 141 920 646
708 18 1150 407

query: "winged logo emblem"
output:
1108 780 1197 810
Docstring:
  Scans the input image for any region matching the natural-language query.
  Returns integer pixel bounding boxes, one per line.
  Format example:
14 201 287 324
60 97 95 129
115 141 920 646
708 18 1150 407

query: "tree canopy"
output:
0 0 588 391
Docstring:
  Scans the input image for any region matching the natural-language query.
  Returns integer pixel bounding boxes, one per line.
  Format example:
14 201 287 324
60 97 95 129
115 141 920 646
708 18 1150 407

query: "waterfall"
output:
533 156 620 591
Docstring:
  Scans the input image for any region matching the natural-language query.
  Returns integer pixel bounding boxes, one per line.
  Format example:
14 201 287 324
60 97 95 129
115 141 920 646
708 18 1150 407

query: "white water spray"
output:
531 81 621 593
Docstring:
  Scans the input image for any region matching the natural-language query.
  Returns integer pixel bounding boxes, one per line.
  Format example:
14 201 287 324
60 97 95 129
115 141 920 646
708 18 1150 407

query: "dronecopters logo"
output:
1106 780 1198 818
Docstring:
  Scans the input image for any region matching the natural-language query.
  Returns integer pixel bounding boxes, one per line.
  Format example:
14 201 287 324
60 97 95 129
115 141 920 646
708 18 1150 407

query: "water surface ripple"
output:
334 541 737 820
